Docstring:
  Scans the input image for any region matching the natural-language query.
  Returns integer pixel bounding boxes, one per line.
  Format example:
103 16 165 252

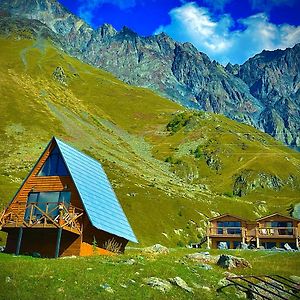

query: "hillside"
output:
0 0 299 148
0 29 300 246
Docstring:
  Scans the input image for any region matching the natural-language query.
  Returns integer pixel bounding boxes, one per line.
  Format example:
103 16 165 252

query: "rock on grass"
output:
143 244 169 254
217 254 252 270
169 277 193 293
186 252 219 263
144 277 172 293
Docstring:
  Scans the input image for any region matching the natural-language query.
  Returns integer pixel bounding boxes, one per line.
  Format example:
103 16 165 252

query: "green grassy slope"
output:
0 249 299 300
0 36 299 246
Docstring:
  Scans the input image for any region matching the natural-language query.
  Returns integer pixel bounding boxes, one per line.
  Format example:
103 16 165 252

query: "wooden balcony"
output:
257 227 298 239
0 201 84 235
208 227 246 238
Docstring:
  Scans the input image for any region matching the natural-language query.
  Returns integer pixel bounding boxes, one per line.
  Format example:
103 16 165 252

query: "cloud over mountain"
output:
155 2 300 64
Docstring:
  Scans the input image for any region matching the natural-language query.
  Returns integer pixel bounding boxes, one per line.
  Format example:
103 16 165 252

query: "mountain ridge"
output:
0 25 300 246
0 0 299 149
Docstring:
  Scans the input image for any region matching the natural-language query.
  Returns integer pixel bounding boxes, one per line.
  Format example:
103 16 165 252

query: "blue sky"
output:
58 0 300 64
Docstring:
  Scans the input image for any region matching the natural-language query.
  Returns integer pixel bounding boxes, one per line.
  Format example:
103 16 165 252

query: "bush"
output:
194 145 203 158
104 238 122 253
177 241 185 247
166 113 189 133
223 191 233 197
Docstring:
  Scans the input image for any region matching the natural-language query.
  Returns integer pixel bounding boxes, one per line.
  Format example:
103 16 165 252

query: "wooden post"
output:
55 228 62 258
256 228 260 248
295 228 299 250
207 236 210 249
15 227 23 255
242 227 246 244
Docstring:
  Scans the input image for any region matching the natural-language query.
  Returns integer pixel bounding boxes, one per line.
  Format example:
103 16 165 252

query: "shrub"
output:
194 145 203 158
166 113 189 133
177 241 185 247
104 238 122 253
223 191 233 197
92 236 98 254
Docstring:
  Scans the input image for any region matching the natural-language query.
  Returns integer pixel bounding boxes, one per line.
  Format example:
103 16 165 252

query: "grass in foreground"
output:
0 248 299 300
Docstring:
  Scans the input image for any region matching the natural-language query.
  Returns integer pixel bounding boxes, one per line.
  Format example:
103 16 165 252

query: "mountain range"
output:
0 0 300 245
0 0 299 149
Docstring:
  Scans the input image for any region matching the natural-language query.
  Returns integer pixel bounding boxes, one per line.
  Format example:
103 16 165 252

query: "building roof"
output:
54 137 138 243
256 212 300 222
208 213 247 222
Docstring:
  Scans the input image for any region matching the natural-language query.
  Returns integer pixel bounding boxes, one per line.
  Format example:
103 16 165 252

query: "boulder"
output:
169 277 193 293
217 254 252 270
186 252 219 263
143 244 169 254
144 277 172 293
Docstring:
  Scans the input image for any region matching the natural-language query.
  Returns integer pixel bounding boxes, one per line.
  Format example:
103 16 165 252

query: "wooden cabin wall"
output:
81 218 128 254
4 228 81 257
9 141 83 211
80 242 113 256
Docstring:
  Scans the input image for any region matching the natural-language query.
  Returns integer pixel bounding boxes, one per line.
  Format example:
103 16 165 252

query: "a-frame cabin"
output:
0 137 137 257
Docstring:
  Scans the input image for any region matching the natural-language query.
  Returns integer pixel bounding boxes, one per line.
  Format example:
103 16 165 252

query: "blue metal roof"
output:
54 137 138 243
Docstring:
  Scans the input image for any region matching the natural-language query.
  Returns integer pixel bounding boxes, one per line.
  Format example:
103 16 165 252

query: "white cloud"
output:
154 2 300 64
78 0 136 25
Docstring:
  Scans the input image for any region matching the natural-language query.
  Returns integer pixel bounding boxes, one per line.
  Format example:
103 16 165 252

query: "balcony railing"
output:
257 227 297 238
0 201 84 235
208 227 245 237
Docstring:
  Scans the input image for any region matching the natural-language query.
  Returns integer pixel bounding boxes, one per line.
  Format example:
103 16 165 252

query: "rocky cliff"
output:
0 0 299 148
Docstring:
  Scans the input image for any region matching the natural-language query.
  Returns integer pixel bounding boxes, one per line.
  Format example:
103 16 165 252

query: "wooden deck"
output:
208 227 246 238
208 227 298 238
257 227 298 239
0 201 83 235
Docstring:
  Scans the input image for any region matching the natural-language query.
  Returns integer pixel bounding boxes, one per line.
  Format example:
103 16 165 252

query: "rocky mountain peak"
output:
97 23 117 38
118 26 138 38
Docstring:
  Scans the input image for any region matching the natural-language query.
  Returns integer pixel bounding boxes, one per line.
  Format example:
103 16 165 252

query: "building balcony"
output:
208 227 246 238
257 227 298 239
0 201 84 235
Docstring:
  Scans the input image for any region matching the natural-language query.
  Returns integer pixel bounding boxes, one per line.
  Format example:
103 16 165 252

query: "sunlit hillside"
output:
0 36 299 246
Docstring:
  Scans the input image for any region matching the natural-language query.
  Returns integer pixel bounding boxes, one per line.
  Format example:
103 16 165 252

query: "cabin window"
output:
217 221 241 234
24 191 71 220
38 146 69 176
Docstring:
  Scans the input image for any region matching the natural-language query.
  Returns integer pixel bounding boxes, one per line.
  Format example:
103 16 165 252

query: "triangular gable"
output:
256 213 300 222
55 137 138 243
6 138 53 207
37 145 69 176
